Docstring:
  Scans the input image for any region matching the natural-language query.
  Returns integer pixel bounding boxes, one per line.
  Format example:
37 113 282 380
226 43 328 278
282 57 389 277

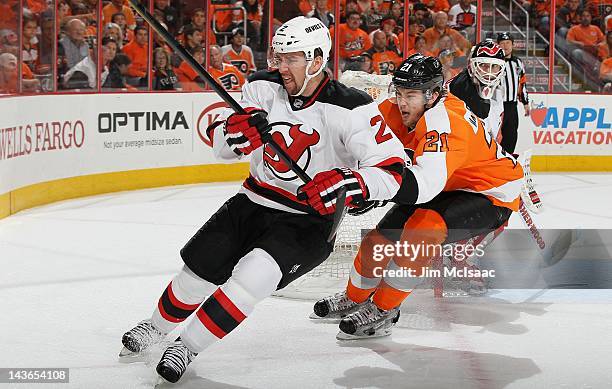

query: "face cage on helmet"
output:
469 56 505 98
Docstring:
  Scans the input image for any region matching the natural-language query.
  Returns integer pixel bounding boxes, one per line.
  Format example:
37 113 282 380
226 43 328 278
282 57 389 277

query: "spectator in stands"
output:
60 18 89 69
122 25 148 87
434 33 466 57
406 35 434 56
439 49 459 80
557 0 583 38
522 0 550 37
448 0 477 42
313 0 334 28
388 2 404 27
423 11 470 54
103 23 124 49
413 3 433 34
360 51 373 73
182 24 204 51
22 15 39 73
369 16 400 55
0 52 40 93
600 55 612 91
244 0 264 47
365 30 401 75
174 45 205 91
330 11 372 63
103 52 131 89
422 0 450 13
273 0 303 27
341 0 367 30
63 40 96 89
0 29 19 56
111 13 134 46
567 9 605 68
209 44 245 90
153 22 172 53
222 28 256 77
153 47 180 90
154 0 179 35
180 8 216 47
101 36 117 83
586 0 611 28
398 16 418 54
598 30 612 61
103 0 136 30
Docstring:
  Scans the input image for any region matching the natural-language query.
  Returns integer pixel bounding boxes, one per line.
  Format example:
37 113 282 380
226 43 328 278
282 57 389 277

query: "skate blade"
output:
309 312 343 323
336 328 392 341
154 375 168 388
117 347 147 363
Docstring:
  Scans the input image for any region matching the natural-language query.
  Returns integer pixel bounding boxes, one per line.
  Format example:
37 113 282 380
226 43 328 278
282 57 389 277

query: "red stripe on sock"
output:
196 309 227 339
213 289 247 322
167 282 201 311
157 299 183 323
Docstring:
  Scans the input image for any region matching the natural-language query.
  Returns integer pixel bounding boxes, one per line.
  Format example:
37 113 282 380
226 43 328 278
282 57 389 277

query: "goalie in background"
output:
311 54 524 340
119 16 405 383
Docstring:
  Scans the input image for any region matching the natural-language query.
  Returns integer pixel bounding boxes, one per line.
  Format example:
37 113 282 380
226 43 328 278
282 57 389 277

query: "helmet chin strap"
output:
291 60 324 97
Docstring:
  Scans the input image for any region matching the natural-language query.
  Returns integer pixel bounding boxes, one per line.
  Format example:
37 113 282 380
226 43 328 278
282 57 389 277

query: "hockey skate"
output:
156 338 198 384
119 319 164 358
310 291 367 322
336 300 400 340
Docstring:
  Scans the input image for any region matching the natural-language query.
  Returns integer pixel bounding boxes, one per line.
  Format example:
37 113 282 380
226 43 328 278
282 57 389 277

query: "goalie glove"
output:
223 107 269 156
298 168 368 216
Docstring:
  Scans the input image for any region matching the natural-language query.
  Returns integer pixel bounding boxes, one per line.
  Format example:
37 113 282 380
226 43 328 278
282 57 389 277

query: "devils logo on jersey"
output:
263 124 321 181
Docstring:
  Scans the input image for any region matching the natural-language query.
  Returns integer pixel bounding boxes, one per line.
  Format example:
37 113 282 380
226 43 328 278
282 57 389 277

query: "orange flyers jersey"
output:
330 24 372 58
209 63 245 91
380 94 524 210
369 49 402 75
221 45 256 76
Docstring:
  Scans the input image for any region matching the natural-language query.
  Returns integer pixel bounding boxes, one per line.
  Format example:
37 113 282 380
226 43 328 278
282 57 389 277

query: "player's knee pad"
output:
220 248 283 316
172 265 217 304
401 208 448 244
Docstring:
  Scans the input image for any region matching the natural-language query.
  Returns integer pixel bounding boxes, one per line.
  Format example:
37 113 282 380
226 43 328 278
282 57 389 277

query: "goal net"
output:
273 71 394 300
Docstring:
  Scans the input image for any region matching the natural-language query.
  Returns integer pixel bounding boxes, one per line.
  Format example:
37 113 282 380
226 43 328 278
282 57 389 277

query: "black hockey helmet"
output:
392 54 444 100
496 31 514 43
467 40 506 99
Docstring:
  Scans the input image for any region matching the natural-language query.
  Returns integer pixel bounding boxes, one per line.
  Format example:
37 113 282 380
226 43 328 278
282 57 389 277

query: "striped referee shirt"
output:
501 55 529 104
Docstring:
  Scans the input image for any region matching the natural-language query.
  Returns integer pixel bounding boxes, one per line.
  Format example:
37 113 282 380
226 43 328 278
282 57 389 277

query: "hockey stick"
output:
126 0 311 183
128 0 349 233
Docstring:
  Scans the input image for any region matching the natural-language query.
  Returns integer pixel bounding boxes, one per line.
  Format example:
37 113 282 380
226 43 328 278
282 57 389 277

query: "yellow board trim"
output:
531 155 612 172
0 163 250 219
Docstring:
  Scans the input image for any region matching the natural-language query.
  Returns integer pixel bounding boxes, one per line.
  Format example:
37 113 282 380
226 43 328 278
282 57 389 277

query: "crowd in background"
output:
0 0 610 94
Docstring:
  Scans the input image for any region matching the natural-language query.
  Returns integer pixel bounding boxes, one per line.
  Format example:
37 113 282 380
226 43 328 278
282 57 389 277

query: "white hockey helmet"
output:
269 16 331 96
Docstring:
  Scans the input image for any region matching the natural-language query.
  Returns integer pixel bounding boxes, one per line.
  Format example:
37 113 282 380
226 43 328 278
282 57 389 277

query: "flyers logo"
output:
476 45 502 57
229 59 249 74
263 124 320 181
218 73 240 90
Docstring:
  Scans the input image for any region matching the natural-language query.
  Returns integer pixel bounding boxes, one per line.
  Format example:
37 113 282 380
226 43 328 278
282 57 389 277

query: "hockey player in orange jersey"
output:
311 54 524 339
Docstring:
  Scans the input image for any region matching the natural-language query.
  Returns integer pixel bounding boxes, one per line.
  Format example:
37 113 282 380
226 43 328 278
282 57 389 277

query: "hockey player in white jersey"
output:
119 16 405 383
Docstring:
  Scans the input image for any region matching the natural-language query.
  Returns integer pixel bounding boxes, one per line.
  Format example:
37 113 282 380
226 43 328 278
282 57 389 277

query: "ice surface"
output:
1 174 612 388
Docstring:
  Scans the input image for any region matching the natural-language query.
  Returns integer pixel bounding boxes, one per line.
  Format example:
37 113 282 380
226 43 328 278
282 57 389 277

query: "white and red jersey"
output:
209 70 406 214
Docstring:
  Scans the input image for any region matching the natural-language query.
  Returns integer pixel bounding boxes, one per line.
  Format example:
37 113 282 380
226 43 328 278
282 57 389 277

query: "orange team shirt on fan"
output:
423 0 450 12
102 3 136 28
597 42 610 60
175 61 204 91
209 63 245 91
423 27 469 51
122 41 148 77
567 24 605 46
222 45 256 76
210 4 233 32
379 94 523 210
528 0 550 16
368 49 402 75
330 24 372 59
600 57 612 79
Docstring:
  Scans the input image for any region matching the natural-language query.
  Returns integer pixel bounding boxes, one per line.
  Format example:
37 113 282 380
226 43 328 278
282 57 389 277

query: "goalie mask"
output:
467 40 506 99
268 16 331 96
